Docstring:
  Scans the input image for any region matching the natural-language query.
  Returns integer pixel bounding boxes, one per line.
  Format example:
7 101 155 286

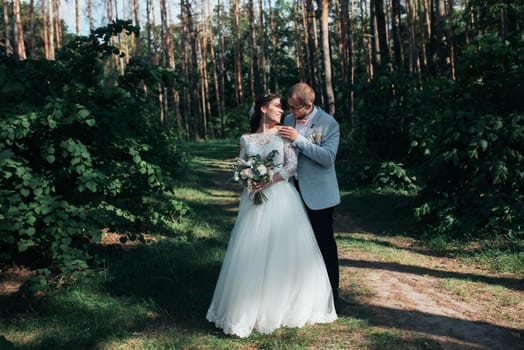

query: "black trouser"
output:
305 206 339 300
294 179 339 300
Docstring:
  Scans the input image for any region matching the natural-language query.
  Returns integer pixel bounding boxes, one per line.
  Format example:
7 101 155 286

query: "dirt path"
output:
335 216 523 350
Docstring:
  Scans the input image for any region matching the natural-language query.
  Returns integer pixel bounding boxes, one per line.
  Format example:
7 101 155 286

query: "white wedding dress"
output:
206 132 337 338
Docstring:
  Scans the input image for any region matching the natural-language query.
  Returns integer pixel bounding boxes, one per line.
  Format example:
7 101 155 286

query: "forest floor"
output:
1 141 523 350
333 222 523 349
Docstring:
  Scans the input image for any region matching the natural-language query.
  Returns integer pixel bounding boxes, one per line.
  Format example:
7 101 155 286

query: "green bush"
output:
415 34 524 240
0 22 189 289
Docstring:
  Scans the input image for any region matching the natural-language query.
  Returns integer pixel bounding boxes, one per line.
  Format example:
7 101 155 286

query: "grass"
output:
1 140 522 349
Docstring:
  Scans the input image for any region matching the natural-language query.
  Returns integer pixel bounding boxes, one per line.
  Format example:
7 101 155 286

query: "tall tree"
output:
371 0 388 68
429 0 447 75
2 0 9 55
317 0 335 115
13 0 26 60
304 0 317 91
182 0 201 140
447 0 456 79
159 0 168 66
268 0 279 92
391 0 403 69
47 0 55 60
248 0 261 97
87 0 93 32
258 0 267 92
232 0 243 104
209 0 225 137
406 0 421 74
132 0 140 55
53 0 61 48
29 0 35 58
337 0 355 118
75 0 79 35
293 0 305 81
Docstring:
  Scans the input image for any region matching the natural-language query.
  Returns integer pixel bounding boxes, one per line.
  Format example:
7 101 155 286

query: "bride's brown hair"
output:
250 93 280 133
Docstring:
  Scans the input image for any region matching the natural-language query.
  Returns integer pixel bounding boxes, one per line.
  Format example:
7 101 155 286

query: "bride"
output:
206 93 337 338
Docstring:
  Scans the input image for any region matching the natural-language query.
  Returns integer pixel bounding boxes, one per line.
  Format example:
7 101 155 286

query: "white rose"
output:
257 164 267 176
240 168 252 179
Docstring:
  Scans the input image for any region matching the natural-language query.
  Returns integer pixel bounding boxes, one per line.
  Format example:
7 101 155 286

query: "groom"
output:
278 82 341 301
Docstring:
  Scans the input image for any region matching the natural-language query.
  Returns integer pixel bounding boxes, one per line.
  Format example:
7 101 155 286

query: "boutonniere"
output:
309 126 322 145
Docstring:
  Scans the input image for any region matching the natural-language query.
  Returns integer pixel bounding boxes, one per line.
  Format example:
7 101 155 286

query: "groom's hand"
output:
278 126 298 141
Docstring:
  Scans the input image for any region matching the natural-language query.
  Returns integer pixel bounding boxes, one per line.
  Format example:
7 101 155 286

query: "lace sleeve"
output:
239 135 247 160
275 139 297 180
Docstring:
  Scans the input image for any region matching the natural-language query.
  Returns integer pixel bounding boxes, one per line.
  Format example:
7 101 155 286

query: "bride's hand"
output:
254 173 283 192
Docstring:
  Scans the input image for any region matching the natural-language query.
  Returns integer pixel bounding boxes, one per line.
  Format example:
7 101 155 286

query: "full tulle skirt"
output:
206 180 337 338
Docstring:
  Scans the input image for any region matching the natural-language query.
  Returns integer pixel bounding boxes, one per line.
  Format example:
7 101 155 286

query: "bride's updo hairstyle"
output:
250 92 280 133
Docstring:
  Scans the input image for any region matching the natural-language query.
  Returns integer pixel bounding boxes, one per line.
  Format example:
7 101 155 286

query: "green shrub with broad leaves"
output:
0 21 189 290
347 32 523 242
414 34 524 240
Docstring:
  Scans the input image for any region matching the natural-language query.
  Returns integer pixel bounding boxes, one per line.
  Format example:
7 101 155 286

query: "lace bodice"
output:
239 132 297 180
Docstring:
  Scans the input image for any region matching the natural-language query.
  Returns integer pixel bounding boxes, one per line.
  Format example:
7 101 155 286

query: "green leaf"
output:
48 118 57 129
86 181 97 192
78 109 90 118
18 239 35 252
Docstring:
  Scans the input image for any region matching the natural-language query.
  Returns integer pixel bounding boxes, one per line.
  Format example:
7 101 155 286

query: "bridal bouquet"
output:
232 150 279 205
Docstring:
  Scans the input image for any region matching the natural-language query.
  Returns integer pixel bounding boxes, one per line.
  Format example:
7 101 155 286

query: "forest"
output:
1 0 523 288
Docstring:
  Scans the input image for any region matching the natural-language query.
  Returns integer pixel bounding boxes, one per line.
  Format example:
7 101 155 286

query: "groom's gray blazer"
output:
282 106 341 210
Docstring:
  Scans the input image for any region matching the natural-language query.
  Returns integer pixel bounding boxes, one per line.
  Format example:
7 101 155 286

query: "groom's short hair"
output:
289 82 315 105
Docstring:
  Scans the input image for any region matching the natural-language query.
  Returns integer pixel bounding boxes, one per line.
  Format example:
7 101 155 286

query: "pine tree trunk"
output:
47 0 55 60
53 0 61 48
420 0 431 72
317 0 335 115
293 0 305 82
406 0 420 74
248 0 261 98
305 0 317 91
218 1 226 131
338 0 349 86
268 0 279 92
132 0 140 55
2 0 10 56
198 16 209 139
361 0 373 79
151 0 159 64
146 0 152 63
75 0 79 35
232 0 243 104
88 0 93 32
374 0 388 67
42 0 49 58
258 0 267 92
172 89 184 140
209 0 225 137
159 0 168 67
29 0 36 58
13 0 26 60
181 0 191 140
447 0 456 80
391 0 403 69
